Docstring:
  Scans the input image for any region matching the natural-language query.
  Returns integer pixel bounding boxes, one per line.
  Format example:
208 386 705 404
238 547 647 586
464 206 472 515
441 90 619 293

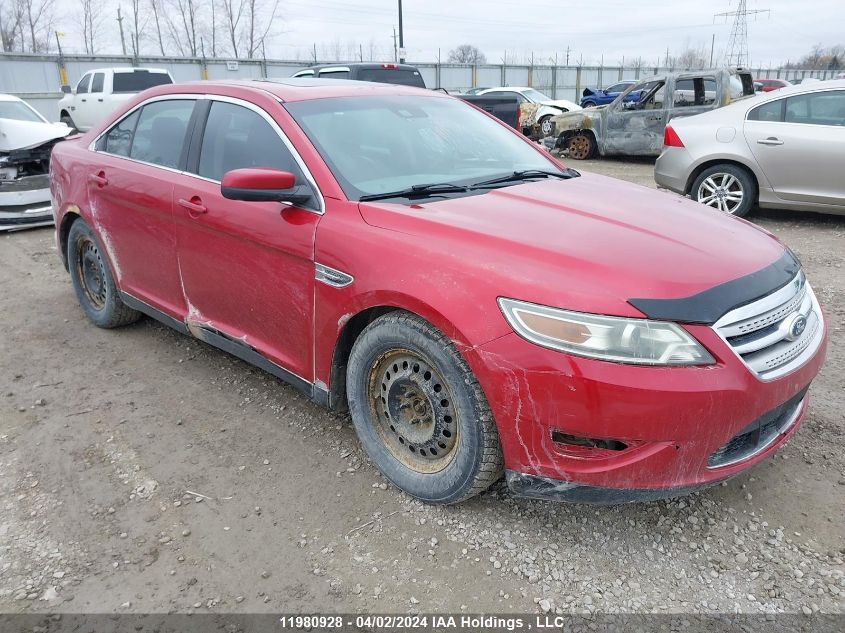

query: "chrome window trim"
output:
89 93 325 215
317 67 351 74
745 87 845 125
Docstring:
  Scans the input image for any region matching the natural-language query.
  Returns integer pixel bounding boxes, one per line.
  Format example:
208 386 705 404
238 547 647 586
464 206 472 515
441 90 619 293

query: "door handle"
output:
178 196 208 217
97 98 103 102
757 137 784 146
81 98 87 102
88 171 108 187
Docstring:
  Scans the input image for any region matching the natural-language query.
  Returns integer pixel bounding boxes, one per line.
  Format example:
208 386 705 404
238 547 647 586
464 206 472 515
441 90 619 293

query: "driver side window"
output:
76 73 91 94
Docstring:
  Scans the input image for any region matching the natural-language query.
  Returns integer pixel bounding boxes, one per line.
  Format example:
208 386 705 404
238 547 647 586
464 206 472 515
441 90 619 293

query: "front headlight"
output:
498 298 715 366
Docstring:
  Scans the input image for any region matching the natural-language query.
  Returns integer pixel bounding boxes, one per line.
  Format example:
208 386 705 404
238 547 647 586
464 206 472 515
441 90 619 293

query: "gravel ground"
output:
0 158 843 619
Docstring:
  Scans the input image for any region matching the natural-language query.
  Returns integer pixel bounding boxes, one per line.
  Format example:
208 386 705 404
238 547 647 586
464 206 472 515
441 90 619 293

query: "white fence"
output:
1 52 838 121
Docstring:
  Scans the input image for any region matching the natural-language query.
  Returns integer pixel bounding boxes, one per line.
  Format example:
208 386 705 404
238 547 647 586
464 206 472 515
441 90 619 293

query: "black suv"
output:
291 63 426 88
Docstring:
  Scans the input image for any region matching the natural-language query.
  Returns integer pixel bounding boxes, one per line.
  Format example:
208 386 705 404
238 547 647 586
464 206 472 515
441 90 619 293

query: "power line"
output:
714 0 770 67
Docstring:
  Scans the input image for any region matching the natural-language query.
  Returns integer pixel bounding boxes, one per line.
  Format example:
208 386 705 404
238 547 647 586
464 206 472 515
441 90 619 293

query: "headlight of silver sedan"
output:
498 298 715 366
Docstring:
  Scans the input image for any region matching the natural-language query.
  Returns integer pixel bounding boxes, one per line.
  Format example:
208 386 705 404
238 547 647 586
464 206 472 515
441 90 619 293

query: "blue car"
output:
579 80 640 107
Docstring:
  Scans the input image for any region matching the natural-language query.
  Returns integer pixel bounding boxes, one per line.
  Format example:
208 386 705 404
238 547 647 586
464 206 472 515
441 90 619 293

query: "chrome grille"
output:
713 272 824 380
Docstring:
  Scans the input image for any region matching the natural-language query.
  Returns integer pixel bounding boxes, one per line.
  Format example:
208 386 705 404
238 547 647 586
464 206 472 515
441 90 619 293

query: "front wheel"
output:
691 165 756 217
346 312 503 504
582 100 597 108
566 132 596 160
539 115 554 137
60 115 77 133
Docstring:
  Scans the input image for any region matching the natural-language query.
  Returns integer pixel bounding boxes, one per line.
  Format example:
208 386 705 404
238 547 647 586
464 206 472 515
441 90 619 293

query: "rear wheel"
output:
67 220 140 328
346 312 503 504
567 132 596 160
691 164 756 217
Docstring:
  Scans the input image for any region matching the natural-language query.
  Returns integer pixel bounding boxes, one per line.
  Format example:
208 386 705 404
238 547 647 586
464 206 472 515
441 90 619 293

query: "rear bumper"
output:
654 147 694 194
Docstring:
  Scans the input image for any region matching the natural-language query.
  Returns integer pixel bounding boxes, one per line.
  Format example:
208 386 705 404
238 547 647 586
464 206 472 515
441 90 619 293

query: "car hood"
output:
550 108 602 131
0 118 72 152
541 99 582 111
358 172 786 319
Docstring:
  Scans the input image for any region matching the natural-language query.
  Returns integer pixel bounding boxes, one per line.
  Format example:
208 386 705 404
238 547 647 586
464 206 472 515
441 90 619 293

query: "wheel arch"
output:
58 208 83 270
684 158 761 199
324 294 490 413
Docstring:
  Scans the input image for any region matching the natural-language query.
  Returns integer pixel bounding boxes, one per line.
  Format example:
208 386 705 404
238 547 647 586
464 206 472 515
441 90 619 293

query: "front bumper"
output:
654 146 694 194
0 174 54 231
469 319 826 500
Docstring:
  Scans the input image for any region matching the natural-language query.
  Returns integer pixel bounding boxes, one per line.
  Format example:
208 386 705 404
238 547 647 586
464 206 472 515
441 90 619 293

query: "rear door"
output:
667 77 720 122
88 97 197 317
172 97 321 381
745 89 845 207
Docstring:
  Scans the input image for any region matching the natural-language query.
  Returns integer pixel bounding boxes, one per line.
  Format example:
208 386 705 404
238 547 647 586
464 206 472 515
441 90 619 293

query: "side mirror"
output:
61 85 72 94
221 168 313 206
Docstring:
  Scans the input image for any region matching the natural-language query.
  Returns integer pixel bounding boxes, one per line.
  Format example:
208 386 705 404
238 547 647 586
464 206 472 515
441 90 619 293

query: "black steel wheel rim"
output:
76 238 107 310
368 349 459 474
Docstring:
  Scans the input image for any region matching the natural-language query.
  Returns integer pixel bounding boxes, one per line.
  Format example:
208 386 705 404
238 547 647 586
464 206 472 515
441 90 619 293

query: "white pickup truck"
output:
58 68 173 132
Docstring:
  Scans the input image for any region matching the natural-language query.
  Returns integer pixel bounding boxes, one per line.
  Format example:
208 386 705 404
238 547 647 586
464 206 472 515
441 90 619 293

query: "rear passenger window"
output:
673 78 717 107
785 91 845 126
129 100 195 168
749 99 784 122
99 109 141 156
197 101 303 182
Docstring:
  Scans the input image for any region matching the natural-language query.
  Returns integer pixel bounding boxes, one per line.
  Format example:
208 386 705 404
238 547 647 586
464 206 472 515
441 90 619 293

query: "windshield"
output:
0 100 45 123
521 89 552 102
285 95 559 200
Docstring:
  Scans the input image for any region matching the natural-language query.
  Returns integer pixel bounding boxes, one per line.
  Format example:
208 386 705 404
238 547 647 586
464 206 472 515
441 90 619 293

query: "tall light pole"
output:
398 0 405 63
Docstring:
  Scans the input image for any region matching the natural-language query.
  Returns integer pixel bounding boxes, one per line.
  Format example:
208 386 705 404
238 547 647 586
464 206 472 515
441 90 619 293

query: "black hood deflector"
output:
628 250 800 325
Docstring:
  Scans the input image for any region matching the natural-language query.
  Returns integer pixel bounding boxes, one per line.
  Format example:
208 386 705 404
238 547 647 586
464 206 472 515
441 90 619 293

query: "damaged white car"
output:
1 95 72 231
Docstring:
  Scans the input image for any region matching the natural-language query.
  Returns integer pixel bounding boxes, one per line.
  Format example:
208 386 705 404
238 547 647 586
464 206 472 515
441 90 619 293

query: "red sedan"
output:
755 78 791 92
49 80 827 504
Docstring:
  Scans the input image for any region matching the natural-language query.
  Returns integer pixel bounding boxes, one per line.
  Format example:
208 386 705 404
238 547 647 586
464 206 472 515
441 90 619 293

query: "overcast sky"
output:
49 0 844 67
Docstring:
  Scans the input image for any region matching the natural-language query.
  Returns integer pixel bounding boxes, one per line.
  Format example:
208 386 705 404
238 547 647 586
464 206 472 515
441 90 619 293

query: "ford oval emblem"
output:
786 314 808 341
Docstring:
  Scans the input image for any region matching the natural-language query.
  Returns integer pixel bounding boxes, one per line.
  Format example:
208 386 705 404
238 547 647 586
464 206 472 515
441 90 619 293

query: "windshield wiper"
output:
470 169 579 189
358 183 468 202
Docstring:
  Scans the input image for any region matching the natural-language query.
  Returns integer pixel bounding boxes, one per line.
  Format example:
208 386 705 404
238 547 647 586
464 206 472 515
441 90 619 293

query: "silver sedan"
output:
654 80 845 217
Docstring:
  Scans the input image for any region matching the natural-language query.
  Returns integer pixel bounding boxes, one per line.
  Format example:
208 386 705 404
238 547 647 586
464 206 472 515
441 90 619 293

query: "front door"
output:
746 89 845 207
603 79 667 155
173 98 321 382
87 97 196 318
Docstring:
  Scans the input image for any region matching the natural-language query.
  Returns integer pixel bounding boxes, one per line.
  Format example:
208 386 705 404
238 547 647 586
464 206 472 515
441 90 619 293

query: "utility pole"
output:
565 46 570 65
714 0 770 68
117 7 127 55
397 0 405 62
392 27 398 62
709 33 715 67
312 42 317 63
359 44 363 62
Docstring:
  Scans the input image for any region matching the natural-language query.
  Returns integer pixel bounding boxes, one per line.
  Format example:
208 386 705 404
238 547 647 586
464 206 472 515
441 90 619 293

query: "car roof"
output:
84 67 171 74
296 63 420 71
140 78 441 102
0 93 25 102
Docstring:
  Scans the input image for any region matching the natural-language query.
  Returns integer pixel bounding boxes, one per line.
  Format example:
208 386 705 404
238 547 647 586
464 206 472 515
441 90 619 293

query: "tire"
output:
582 100 597 108
566 132 596 160
539 115 554 137
346 312 504 504
60 115 77 133
67 219 141 328
691 164 756 217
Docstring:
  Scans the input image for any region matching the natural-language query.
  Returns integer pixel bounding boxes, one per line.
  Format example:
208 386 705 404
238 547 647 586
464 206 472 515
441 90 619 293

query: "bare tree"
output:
129 0 146 55
149 0 167 55
785 43 845 69
1 0 27 52
220 0 244 57
76 0 105 53
447 44 486 64
165 0 199 56
19 0 54 52
243 0 276 58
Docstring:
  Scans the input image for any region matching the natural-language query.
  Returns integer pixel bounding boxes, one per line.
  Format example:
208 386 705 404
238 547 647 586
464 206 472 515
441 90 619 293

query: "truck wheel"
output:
539 115 554 137
691 165 756 217
60 115 77 133
67 220 140 328
567 132 596 160
346 312 504 504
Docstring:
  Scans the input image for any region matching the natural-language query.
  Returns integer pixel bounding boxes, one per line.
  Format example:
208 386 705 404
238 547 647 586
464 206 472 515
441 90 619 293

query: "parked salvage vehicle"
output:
58 67 174 132
474 87 581 137
549 69 755 159
1 94 72 231
51 79 826 504
655 80 845 217
755 78 791 92
291 63 426 88
579 80 639 108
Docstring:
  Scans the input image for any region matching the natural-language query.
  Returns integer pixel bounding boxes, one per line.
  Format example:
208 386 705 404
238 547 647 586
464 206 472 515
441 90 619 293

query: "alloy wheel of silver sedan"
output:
696 173 745 214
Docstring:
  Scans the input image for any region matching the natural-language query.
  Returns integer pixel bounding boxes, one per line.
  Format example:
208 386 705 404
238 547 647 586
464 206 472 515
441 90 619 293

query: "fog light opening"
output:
551 431 628 452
